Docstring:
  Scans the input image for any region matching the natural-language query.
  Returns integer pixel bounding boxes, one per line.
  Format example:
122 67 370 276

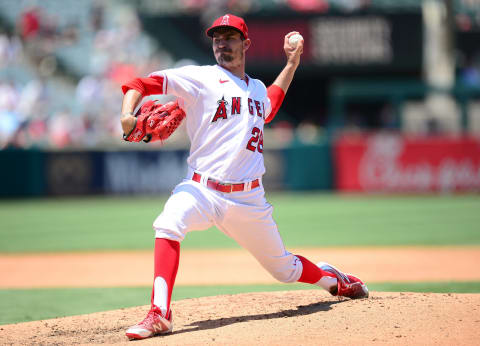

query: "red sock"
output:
296 255 334 284
151 238 180 317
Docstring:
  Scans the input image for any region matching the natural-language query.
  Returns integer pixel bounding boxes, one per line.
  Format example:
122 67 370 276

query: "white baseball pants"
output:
153 179 303 283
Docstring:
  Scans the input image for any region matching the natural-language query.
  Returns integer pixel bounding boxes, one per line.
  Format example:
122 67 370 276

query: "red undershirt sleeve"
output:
121 75 165 96
265 84 285 124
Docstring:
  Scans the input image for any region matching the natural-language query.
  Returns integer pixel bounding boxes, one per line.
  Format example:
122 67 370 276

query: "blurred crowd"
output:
0 1 176 149
2 0 479 149
0 0 385 150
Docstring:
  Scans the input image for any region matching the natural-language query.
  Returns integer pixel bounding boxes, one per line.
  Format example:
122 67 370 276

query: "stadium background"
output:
1 0 480 195
0 0 480 331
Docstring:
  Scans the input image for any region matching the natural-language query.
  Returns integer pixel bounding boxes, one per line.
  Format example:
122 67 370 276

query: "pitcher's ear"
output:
243 38 251 51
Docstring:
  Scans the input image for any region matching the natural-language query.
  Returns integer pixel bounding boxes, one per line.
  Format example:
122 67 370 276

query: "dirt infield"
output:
1 247 479 345
1 247 480 288
1 291 480 345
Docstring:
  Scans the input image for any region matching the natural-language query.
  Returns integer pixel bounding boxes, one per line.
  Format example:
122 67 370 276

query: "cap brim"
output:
206 25 245 39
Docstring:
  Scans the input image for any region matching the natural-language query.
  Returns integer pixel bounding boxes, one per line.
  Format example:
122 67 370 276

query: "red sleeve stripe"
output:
121 78 145 95
265 84 285 124
121 75 165 96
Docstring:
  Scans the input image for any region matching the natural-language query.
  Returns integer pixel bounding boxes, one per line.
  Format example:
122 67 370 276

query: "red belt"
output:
192 172 260 193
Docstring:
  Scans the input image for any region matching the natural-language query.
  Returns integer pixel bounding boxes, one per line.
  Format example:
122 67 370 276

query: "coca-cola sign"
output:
335 134 480 192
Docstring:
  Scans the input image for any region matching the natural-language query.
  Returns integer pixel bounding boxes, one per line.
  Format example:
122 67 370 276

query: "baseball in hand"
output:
288 33 303 48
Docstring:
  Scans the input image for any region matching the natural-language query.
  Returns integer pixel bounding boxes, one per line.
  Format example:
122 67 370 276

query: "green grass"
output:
367 281 480 294
1 282 479 325
0 193 479 252
1 193 478 326
257 192 480 247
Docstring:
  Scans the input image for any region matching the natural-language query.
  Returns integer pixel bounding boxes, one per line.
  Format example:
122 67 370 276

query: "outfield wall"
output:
0 148 298 196
1 135 479 197
335 134 480 192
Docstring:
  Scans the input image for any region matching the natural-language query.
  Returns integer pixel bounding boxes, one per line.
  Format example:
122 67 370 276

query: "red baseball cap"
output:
206 14 248 39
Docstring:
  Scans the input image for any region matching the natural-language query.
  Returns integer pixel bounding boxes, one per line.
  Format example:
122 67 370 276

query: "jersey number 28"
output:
246 127 263 153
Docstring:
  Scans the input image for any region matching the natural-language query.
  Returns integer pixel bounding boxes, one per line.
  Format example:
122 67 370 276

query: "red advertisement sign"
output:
334 134 480 192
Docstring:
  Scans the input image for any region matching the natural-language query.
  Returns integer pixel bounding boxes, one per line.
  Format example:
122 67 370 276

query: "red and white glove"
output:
123 100 186 143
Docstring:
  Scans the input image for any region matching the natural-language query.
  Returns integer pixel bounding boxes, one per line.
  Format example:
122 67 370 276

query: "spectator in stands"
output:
287 0 328 12
0 81 22 149
460 56 480 87
90 0 105 33
18 5 41 41
0 28 22 67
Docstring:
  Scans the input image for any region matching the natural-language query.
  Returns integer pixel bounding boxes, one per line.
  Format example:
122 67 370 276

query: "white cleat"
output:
318 262 369 299
126 307 173 340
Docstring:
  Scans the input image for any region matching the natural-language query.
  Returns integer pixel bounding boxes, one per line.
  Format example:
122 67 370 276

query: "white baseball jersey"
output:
149 64 272 183
150 64 303 286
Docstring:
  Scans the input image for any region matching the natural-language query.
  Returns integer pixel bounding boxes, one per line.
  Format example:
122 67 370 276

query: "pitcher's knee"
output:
263 254 303 283
270 270 299 283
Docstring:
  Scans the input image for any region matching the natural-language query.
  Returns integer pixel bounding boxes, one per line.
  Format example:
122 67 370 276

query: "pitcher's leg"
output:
151 238 180 318
220 198 368 299
226 220 368 299
224 220 336 288
296 255 338 292
149 182 214 315
125 238 178 340
217 202 304 283
126 182 216 340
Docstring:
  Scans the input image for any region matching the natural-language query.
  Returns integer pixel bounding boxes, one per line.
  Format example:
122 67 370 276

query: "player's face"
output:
212 29 250 69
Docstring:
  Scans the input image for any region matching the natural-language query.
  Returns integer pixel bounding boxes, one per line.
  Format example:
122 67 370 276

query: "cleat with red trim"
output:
125 307 173 340
318 262 369 299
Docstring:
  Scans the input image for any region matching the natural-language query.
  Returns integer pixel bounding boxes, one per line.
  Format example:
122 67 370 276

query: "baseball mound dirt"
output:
2 290 480 345
1 248 480 344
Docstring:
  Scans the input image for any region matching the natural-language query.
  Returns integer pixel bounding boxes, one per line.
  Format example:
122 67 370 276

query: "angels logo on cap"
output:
206 14 248 39
220 15 230 25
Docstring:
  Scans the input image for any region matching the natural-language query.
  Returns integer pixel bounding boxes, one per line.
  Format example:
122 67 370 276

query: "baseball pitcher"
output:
120 14 368 340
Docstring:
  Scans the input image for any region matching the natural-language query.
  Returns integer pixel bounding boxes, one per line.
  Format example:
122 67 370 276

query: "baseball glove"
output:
123 100 186 143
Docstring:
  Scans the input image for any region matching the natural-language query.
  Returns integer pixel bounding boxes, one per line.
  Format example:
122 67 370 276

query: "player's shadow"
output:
172 300 342 335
